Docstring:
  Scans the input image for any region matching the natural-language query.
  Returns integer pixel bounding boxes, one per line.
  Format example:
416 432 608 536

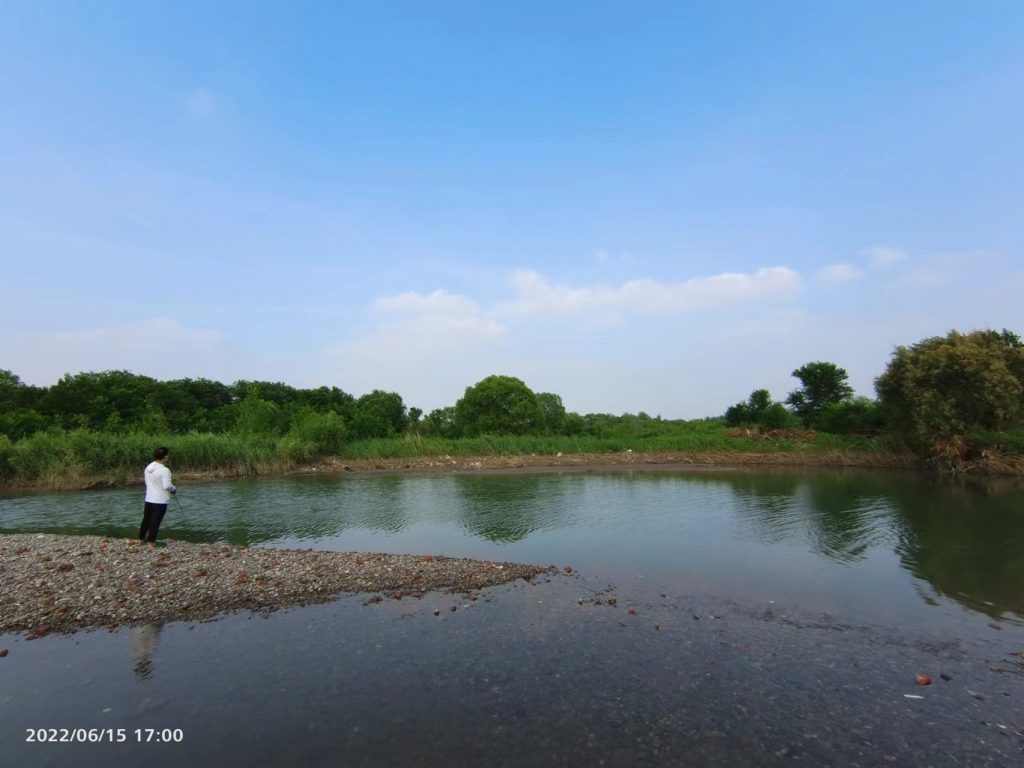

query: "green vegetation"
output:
1 325 1021 487
785 361 855 427
876 329 1024 467
724 389 798 431
454 375 546 436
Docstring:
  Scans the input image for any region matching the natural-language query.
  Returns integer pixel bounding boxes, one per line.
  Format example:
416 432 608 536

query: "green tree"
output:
0 369 24 409
536 392 567 434
725 389 773 427
296 385 355 416
875 329 1024 453
230 380 299 407
233 386 286 436
454 375 543 436
350 390 407 439
407 407 423 429
422 406 457 437
41 370 158 430
0 371 49 438
786 362 854 427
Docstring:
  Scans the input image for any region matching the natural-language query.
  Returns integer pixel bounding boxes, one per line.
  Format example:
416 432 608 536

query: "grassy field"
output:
0 423 911 491
4 422 1021 491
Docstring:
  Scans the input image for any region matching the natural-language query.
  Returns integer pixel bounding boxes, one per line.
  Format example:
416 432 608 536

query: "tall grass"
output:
0 425 901 490
0 429 288 488
339 430 890 460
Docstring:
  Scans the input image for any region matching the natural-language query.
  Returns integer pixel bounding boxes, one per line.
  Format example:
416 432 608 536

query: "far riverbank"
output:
1 447 923 493
7 445 1024 495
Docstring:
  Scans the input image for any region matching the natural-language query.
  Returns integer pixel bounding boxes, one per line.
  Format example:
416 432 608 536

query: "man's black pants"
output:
140 502 168 542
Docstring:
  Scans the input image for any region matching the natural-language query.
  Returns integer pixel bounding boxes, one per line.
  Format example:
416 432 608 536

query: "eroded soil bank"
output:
3 449 926 493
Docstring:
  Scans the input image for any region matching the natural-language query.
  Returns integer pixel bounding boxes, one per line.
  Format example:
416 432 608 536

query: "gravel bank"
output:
0 534 553 636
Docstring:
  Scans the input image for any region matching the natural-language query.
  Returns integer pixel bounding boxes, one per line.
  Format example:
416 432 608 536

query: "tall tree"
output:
786 362 854 427
454 375 543 436
876 329 1024 451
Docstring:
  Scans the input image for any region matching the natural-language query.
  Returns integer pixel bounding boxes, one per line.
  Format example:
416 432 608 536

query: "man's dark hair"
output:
153 446 170 460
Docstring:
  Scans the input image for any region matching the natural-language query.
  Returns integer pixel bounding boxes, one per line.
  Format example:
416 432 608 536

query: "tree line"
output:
0 369 671 447
724 328 1024 464
2 327 1022 466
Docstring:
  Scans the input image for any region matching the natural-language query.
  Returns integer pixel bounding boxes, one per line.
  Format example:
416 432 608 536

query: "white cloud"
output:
319 265 802 407
323 290 506 402
818 263 862 282
496 267 800 317
863 246 907 268
373 289 481 317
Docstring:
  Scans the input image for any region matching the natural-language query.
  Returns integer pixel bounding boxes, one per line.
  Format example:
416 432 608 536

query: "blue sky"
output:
1 1 1022 417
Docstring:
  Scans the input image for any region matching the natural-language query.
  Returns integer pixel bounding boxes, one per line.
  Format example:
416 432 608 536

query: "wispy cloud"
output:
324 290 505 401
496 267 800 317
373 289 483 318
863 246 907 268
48 316 222 350
322 265 803 405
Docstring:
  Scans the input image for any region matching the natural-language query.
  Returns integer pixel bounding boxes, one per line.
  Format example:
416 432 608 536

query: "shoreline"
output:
1 448 931 493
0 534 554 636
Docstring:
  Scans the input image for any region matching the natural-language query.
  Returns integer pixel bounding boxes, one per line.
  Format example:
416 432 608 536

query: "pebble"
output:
0 534 553 635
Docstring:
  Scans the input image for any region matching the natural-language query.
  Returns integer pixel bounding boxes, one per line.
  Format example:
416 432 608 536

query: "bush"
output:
759 403 799 430
876 329 1024 453
815 397 886 435
276 435 315 463
9 429 67 481
287 409 347 455
0 435 12 481
233 392 286 436
725 389 796 430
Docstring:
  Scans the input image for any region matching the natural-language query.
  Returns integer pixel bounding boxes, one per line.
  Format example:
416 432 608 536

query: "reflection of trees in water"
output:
800 477 893 564
694 470 1024 622
885 476 1024 622
7 470 1024 622
217 476 409 545
683 472 891 562
451 475 570 543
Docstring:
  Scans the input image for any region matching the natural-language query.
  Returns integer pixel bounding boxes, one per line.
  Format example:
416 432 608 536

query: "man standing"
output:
141 447 176 545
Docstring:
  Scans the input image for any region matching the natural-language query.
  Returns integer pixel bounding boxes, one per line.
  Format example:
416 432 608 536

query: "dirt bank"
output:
171 448 923 486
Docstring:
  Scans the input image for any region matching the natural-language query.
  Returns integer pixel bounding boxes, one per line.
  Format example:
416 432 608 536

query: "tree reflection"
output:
885 476 1024 622
451 474 570 542
704 470 1024 622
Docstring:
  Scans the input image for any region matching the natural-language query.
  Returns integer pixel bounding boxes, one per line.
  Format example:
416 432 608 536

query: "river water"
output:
2 466 1024 766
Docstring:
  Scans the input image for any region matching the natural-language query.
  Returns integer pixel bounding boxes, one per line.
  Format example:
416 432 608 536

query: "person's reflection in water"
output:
131 625 162 680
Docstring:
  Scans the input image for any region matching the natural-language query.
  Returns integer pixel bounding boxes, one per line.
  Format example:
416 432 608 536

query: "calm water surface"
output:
4 467 1024 767
3 467 1023 629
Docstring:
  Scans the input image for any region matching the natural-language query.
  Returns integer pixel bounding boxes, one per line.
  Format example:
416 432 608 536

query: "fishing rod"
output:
171 491 196 528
